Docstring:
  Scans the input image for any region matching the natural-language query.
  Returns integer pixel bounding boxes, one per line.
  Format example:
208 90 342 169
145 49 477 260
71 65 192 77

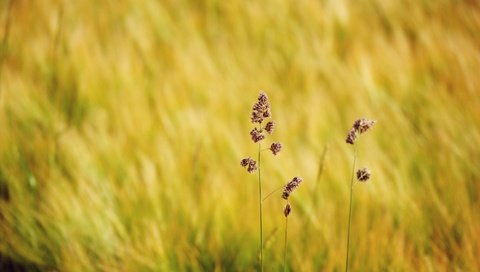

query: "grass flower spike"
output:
270 142 282 155
356 168 371 182
240 92 283 271
345 118 376 145
345 118 376 272
282 177 303 200
283 203 291 217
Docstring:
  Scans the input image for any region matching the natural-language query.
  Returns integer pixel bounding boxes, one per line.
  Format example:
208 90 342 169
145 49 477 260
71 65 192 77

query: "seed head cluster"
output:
356 168 371 182
241 92 283 174
284 202 291 217
250 128 265 143
251 92 271 124
282 177 303 200
240 157 257 173
346 118 376 144
265 121 275 134
270 142 282 155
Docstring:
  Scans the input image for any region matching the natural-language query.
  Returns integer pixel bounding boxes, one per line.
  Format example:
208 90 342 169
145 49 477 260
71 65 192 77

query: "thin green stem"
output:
284 213 288 272
262 184 285 202
258 141 263 272
345 144 356 272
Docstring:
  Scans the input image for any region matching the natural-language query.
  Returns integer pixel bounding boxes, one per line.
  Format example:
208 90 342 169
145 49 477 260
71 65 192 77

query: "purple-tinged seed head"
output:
346 118 375 144
240 157 250 167
250 128 265 143
353 118 376 134
250 92 271 124
356 168 371 182
284 203 291 217
247 159 258 173
265 121 275 134
282 177 303 200
345 128 357 145
270 142 282 155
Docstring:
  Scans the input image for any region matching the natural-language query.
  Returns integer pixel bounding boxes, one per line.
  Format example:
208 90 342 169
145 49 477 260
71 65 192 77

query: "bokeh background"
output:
1 0 479 271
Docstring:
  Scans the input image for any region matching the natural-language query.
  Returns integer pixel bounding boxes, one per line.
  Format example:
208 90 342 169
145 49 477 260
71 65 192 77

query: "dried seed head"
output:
250 92 271 124
284 203 291 217
282 177 303 200
263 108 271 118
353 118 376 134
346 118 376 144
258 92 268 104
264 121 275 134
240 157 257 173
247 159 258 173
356 168 371 182
240 158 250 167
250 128 265 143
270 142 282 155
345 128 357 145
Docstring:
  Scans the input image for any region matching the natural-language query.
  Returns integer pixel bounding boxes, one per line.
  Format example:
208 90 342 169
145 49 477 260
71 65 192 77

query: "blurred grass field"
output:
1 0 480 271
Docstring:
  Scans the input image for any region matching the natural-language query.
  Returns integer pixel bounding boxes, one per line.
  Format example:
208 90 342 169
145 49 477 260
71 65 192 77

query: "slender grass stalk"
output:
262 184 285 202
257 140 263 272
344 118 375 271
345 144 356 272
240 92 283 271
284 214 288 272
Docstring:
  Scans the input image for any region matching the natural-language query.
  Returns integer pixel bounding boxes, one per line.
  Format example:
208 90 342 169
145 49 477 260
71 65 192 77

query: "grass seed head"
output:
270 142 282 155
240 157 258 173
265 121 275 134
251 92 271 124
250 128 265 143
354 118 376 134
356 168 371 182
284 202 291 217
346 118 376 144
346 128 357 145
282 177 303 200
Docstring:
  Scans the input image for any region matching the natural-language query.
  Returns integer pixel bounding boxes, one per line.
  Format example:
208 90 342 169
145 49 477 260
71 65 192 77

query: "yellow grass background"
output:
1 0 479 271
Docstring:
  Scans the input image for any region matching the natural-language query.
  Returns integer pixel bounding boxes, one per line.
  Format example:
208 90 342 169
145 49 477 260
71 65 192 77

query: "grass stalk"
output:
257 140 263 272
345 144 356 272
262 184 284 202
283 213 288 272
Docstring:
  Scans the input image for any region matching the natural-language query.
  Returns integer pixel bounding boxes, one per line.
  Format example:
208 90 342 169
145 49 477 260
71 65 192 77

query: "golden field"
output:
0 0 480 271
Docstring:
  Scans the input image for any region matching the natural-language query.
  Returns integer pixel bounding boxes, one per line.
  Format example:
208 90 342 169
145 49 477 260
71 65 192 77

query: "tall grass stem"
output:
284 215 288 272
345 144 356 272
257 141 263 272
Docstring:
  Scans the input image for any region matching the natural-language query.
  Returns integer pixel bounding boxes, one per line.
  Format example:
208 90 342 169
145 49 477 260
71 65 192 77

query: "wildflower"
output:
282 177 303 200
284 203 291 217
265 121 275 134
356 168 371 182
270 142 282 155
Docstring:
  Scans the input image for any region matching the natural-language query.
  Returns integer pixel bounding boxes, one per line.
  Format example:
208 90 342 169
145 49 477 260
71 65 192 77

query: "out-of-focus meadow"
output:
1 0 480 271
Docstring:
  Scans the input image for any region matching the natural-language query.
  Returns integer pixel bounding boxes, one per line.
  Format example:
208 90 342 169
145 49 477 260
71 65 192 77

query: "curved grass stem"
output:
262 184 285 202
